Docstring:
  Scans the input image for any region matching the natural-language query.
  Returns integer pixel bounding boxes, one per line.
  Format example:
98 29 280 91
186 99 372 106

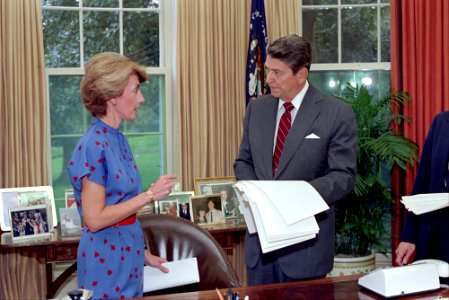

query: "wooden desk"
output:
0 220 246 300
0 229 79 300
140 274 449 300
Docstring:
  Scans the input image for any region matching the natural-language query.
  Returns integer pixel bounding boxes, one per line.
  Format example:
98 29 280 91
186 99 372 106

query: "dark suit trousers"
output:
246 250 326 285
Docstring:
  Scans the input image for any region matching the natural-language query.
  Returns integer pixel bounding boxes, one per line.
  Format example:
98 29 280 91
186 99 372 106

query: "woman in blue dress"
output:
68 52 177 299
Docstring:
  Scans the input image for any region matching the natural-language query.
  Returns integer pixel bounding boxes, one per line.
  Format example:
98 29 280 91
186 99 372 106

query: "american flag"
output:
245 0 268 106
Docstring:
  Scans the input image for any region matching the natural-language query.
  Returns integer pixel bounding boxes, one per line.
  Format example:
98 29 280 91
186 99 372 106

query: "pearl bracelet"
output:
145 189 154 201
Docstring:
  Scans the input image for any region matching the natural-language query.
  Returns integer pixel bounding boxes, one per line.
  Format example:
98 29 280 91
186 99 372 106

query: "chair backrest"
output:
138 214 241 295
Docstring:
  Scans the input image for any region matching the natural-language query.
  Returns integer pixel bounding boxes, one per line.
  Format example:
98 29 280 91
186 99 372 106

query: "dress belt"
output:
110 214 137 228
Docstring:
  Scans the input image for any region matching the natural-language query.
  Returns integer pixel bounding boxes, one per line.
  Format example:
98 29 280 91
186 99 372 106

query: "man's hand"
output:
144 250 169 273
395 242 416 266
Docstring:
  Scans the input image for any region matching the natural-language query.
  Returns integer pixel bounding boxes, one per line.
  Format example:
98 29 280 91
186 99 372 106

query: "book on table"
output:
233 180 329 253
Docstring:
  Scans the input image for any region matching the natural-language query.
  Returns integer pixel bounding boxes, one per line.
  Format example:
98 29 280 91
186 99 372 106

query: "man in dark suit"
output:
395 112 449 275
178 203 191 220
234 34 357 285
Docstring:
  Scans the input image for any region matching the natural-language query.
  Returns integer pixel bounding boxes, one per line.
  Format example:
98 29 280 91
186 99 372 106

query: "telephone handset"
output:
411 259 449 277
358 259 449 298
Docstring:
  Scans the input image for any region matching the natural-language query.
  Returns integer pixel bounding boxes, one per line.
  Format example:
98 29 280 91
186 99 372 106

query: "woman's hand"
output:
144 250 169 273
146 174 177 202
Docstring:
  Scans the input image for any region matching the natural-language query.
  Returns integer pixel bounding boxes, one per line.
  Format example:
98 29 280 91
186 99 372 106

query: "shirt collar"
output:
95 117 120 135
277 80 309 111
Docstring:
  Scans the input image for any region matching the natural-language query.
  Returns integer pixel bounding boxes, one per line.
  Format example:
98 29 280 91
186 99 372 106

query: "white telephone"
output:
358 259 449 298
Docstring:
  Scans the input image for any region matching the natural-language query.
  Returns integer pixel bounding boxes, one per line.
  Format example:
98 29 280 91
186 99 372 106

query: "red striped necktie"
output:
273 102 294 175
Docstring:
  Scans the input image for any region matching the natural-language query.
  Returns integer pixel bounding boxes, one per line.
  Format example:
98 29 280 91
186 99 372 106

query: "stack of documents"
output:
143 257 199 292
233 181 329 253
401 193 449 215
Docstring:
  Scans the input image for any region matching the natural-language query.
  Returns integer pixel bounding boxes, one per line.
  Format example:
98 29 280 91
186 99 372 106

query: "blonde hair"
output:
80 52 148 117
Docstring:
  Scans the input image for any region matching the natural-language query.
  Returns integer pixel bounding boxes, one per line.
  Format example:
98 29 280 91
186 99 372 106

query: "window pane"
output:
49 75 89 135
342 0 376 4
124 11 160 66
303 7 338 63
43 10 80 67
52 136 80 212
129 134 163 185
41 0 79 6
340 70 390 99
309 70 390 101
302 0 337 5
307 71 341 96
381 6 390 62
83 11 120 60
124 0 160 8
342 6 377 62
124 75 164 133
83 0 118 7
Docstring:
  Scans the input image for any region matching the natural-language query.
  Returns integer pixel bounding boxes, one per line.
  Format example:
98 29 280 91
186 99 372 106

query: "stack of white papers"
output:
143 257 199 292
401 193 449 215
233 181 329 253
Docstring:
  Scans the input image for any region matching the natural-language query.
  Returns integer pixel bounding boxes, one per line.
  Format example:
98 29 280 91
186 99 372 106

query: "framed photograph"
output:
137 202 157 216
172 180 182 193
1 232 12 244
190 194 225 225
65 189 76 208
0 186 57 232
172 191 194 221
154 191 194 220
194 176 236 195
158 199 179 217
10 204 51 241
59 207 82 237
194 177 240 219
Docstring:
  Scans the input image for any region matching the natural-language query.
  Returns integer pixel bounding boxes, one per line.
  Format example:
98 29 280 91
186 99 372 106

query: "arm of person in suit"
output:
308 102 357 206
396 113 438 265
234 102 258 180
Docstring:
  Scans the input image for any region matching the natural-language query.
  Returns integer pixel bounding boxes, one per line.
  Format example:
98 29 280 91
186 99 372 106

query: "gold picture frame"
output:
193 176 236 195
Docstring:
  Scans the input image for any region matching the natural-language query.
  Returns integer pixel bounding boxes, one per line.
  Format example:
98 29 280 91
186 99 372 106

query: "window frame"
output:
42 0 178 198
301 0 390 72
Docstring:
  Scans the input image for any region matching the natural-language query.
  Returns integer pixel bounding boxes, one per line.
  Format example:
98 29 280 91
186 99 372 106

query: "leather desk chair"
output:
138 214 241 295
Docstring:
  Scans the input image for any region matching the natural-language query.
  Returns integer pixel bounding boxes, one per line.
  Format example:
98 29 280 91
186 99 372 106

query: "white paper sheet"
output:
401 193 449 215
242 181 329 225
233 184 257 234
233 181 329 253
143 257 199 292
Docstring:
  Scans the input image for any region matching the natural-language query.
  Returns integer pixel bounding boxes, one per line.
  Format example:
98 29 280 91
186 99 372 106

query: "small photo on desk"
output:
10 204 50 242
190 194 225 225
59 207 82 237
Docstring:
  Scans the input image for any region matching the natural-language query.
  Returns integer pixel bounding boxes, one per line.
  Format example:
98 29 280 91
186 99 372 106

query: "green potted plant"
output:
331 83 418 274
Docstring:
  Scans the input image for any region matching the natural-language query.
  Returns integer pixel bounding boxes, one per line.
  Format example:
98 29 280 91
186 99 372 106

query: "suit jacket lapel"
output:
274 86 322 178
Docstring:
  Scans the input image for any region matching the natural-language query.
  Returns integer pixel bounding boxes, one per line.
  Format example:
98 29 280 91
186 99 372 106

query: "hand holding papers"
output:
143 257 199 292
233 181 329 253
401 193 449 215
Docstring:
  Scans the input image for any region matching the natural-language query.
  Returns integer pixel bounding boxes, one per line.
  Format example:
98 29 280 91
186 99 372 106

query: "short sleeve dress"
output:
68 118 145 299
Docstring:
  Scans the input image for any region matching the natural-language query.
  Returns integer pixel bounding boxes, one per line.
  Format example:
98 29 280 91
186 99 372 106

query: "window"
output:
42 0 175 214
302 0 390 98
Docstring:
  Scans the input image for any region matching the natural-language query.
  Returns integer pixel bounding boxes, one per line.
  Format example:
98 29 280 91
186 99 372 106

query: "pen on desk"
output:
216 288 224 300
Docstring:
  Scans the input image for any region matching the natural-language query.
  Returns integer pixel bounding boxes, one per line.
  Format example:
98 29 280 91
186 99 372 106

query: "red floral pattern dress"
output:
68 118 145 299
